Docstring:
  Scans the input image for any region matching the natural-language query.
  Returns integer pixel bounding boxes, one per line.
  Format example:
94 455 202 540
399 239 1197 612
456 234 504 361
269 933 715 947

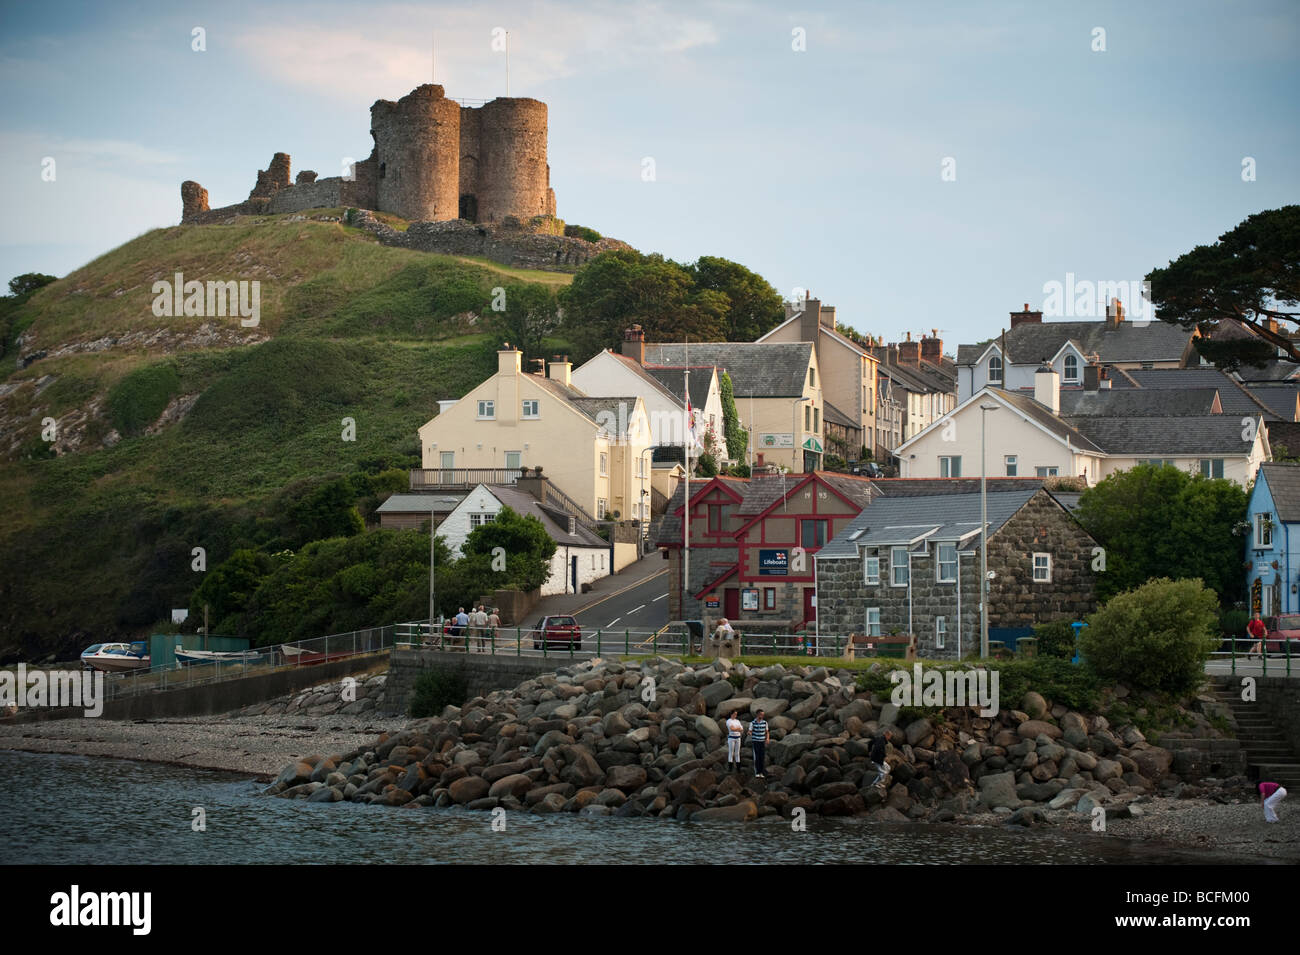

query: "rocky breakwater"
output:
265 658 1231 822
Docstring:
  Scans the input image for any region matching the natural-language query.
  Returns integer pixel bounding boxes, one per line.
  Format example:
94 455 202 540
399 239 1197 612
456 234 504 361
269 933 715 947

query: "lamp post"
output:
638 446 654 544
792 396 813 473
979 402 1000 658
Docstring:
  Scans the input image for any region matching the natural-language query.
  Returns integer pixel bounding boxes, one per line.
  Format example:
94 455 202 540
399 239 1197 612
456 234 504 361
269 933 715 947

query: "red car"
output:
1263 614 1300 655
531 615 582 651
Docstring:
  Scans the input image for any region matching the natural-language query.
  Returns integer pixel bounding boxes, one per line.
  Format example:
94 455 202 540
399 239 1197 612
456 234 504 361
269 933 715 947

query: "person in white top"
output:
725 709 744 773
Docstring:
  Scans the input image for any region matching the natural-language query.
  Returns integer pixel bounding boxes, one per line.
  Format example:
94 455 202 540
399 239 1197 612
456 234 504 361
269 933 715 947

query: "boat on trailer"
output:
173 646 267 666
81 642 150 673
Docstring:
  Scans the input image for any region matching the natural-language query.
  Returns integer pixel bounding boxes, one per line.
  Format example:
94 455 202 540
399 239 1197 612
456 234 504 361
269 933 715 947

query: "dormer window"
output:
1063 354 1079 383
989 354 1003 384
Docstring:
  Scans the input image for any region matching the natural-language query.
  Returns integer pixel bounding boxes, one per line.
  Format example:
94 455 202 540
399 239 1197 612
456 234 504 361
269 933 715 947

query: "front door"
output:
440 451 455 470
505 451 521 482
570 555 578 594
803 588 816 624
724 588 740 620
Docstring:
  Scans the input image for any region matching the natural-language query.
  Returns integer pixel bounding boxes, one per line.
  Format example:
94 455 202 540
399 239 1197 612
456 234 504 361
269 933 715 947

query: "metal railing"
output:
409 468 521 490
1208 636 1294 676
90 623 409 702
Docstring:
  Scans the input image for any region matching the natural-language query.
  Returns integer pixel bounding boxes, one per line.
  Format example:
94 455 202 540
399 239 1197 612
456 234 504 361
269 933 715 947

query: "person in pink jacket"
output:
1259 780 1287 822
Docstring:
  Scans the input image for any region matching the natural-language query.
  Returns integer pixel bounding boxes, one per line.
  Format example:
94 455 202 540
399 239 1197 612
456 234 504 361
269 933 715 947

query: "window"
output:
937 542 957 583
597 499 608 519
521 399 539 418
940 456 962 478
636 456 646 477
708 504 732 532
810 367 816 388
440 451 455 469
764 588 776 610
1255 512 1273 549
476 400 495 419
1063 354 1079 382
1144 459 1173 468
1033 553 1052 582
813 407 820 432
935 616 947 650
1141 361 1154 370
1200 459 1225 479
1035 466 1059 477
989 354 1003 384
866 607 882 637
864 554 881 585
801 519 830 548
469 512 495 528
891 546 909 586
599 452 608 476
805 405 811 431
1005 455 1018 476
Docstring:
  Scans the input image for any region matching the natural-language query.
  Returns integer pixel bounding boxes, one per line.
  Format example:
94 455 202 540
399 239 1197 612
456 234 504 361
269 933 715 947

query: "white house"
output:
437 484 611 596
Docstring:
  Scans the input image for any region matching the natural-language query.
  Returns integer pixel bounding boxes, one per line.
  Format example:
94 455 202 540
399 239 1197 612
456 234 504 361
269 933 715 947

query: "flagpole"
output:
684 365 691 642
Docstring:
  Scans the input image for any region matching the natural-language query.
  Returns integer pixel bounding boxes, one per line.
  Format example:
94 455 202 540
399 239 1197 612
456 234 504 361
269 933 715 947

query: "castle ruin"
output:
181 84 556 226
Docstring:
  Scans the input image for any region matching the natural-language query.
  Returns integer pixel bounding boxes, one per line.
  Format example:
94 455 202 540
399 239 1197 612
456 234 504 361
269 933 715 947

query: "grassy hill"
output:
0 210 575 662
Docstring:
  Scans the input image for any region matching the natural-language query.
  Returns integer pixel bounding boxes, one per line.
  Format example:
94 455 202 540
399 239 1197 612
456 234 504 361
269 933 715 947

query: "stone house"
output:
816 486 1099 658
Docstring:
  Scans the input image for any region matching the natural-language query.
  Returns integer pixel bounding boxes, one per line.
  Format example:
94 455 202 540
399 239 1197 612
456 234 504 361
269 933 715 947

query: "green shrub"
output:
1080 577 1220 694
1219 608 1249 637
1033 618 1079 659
107 362 181 436
564 224 603 243
409 666 468 718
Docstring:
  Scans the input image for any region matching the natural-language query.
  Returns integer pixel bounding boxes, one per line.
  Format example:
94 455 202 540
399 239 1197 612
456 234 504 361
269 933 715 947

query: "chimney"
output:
1034 360 1060 415
1106 298 1125 328
621 325 645 364
898 335 920 365
1010 303 1043 328
800 297 821 345
921 331 942 364
1100 366 1112 389
529 358 546 375
1083 360 1100 392
820 305 836 330
497 343 522 376
548 355 572 388
517 471 549 503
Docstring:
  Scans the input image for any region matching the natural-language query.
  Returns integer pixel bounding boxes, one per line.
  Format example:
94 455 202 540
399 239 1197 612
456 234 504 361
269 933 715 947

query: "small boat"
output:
174 646 266 666
81 642 150 673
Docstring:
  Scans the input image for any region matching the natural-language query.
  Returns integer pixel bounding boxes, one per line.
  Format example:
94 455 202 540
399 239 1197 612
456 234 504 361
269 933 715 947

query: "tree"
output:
1074 464 1247 603
462 505 557 593
1148 205 1300 368
719 371 749 461
686 256 785 341
486 282 559 361
7 273 56 297
1080 577 1220 694
190 548 279 634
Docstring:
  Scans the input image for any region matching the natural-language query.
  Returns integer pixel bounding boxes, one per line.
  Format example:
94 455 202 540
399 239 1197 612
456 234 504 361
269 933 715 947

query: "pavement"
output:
524 554 668 625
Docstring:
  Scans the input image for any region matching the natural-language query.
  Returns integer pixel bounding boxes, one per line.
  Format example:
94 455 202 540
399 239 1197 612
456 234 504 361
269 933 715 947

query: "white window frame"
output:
1063 354 1079 383
936 542 957 583
1255 512 1273 549
988 354 1003 384
599 452 608 476
521 399 540 419
1200 458 1224 479
1033 552 1052 582
939 455 962 478
477 399 495 419
935 616 947 649
866 607 882 637
1035 466 1059 477
891 546 909 587
1005 454 1017 477
864 554 881 585
597 498 608 519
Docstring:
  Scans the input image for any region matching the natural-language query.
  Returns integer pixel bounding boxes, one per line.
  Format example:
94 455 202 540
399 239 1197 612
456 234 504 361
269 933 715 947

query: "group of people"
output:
723 709 894 790
442 604 501 652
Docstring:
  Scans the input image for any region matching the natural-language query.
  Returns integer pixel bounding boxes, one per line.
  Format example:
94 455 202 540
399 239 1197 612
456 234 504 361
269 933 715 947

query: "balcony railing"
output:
409 468 521 490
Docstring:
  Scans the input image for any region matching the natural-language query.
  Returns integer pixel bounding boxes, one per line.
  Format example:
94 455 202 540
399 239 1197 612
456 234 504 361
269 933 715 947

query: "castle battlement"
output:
181 84 556 226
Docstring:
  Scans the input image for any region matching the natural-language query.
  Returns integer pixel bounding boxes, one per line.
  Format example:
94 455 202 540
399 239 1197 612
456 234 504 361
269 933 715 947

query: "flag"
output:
687 400 703 450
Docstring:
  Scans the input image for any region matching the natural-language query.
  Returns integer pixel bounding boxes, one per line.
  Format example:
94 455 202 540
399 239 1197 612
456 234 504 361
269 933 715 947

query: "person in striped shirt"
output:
750 710 769 778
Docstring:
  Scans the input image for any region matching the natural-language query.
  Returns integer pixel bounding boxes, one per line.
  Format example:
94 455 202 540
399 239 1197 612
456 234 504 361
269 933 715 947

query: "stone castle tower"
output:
181 84 557 226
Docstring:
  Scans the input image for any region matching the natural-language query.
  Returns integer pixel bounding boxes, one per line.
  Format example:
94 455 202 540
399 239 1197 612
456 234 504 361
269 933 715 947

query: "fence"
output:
91 624 404 702
1208 636 1295 676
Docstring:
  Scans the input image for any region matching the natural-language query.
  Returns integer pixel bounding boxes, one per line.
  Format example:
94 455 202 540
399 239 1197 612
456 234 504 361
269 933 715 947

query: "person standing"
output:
725 709 744 773
750 709 769 778
868 729 892 789
486 607 501 653
470 604 489 652
1260 780 1287 822
1247 612 1267 659
452 607 469 651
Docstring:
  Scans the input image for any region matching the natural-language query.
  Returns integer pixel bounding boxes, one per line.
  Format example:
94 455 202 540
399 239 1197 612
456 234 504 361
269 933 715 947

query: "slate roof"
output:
644 365 714 409
869 477 1044 497
484 485 607 548
823 400 858 429
1241 383 1300 421
1062 415 1261 455
1236 360 1300 382
1266 421 1300 456
652 476 750 544
1258 464 1300 523
568 397 640 432
605 352 681 402
642 342 813 398
991 389 1106 454
879 359 954 394
1057 388 1222 417
818 488 1041 559
377 493 465 513
1122 369 1278 418
955 320 1193 366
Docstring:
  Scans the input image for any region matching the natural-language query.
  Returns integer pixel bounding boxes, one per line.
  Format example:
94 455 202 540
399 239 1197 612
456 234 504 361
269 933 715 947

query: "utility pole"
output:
429 515 438 641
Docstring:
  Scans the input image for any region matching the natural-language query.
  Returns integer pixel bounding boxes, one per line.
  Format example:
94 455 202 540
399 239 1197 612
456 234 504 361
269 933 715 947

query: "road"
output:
573 567 669 649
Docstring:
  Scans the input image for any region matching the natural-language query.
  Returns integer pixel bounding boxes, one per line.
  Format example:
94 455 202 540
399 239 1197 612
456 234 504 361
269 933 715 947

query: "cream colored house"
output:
896 364 1270 486
417 348 652 522
642 341 823 472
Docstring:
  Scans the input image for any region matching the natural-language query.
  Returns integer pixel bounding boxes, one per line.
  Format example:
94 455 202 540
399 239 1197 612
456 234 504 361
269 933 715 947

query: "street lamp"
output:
638 446 655 544
793 396 813 473
979 402 1000 658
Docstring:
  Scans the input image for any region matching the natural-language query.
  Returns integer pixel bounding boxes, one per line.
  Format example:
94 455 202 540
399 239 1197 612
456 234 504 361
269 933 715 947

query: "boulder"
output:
606 765 649 792
449 776 490 804
1093 758 1123 782
691 800 758 822
1017 720 1061 740
905 718 934 747
695 715 723 739
1048 788 1088 810
1021 692 1048 719
488 774 533 799
1131 746 1172 779
977 770 1019 810
713 698 754 720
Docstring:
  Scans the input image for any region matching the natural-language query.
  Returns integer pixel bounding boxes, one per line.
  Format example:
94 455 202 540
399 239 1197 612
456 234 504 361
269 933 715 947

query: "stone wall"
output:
475 98 550 222
267 177 344 213
666 545 739 622
372 84 461 222
986 490 1098 628
386 648 559 713
181 180 209 219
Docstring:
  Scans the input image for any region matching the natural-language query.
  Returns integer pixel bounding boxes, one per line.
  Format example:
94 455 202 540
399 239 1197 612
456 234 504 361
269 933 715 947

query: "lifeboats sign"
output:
759 549 788 575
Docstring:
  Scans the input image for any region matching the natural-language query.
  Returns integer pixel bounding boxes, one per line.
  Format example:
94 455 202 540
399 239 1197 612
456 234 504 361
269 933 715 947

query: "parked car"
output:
531 615 582 651
851 462 884 477
1265 614 1300 654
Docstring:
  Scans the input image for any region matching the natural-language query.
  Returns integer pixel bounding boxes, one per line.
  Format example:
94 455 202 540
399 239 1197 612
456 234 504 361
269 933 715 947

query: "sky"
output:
1 0 1297 350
